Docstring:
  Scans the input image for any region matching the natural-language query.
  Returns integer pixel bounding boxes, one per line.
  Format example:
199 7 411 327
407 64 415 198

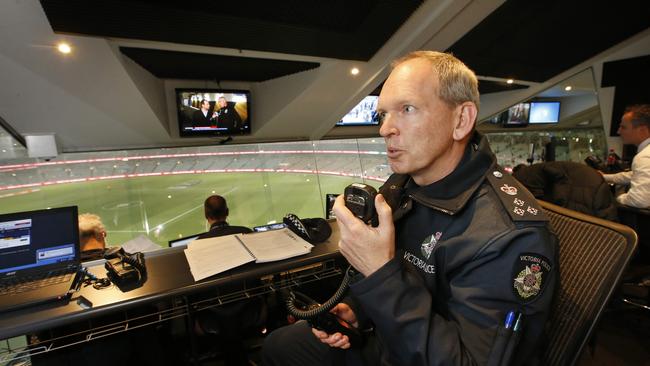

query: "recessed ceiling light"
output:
57 43 71 54
506 79 514 84
564 86 572 91
350 67 360 76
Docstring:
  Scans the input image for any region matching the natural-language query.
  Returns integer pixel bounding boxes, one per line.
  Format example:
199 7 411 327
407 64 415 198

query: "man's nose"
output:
379 115 397 137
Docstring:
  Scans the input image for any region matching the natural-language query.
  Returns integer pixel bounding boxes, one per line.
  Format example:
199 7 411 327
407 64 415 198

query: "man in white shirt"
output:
603 104 650 208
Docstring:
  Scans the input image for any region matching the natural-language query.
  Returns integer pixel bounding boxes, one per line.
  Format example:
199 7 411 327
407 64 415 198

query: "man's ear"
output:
452 102 477 141
640 124 650 140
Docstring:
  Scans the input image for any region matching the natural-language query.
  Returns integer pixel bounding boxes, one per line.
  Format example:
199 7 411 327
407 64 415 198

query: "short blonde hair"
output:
392 51 480 111
78 213 105 239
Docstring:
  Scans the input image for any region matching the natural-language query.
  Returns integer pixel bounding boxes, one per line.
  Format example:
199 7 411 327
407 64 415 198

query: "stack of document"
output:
184 228 314 281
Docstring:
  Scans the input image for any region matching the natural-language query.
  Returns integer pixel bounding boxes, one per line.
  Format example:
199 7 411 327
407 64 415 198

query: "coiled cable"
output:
285 265 355 319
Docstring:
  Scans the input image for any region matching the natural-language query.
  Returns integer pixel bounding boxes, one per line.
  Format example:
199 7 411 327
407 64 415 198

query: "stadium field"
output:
0 172 382 248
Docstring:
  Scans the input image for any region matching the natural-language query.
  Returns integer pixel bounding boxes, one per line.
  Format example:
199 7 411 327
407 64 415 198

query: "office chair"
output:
539 200 637 366
616 204 650 309
617 205 650 257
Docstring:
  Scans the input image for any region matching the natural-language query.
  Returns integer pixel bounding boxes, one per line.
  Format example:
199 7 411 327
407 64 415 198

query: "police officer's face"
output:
378 58 459 185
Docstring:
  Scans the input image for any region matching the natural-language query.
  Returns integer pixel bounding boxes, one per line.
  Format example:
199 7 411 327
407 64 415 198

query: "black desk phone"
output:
104 247 146 286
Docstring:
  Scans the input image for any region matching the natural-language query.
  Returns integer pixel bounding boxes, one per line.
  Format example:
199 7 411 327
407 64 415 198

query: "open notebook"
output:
184 228 313 281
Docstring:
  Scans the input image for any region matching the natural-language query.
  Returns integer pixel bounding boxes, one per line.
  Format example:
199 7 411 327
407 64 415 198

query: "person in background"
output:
78 213 108 261
602 104 650 208
198 195 252 239
194 195 265 366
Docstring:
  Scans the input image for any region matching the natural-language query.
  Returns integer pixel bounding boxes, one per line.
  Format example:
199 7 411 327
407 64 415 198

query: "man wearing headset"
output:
263 51 558 366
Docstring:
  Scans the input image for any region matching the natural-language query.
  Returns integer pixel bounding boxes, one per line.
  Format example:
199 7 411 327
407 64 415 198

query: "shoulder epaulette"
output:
486 167 548 222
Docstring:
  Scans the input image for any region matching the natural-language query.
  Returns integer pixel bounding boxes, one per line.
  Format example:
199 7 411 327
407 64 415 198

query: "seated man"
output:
198 195 252 239
194 195 265 366
263 51 558 366
78 213 108 261
602 104 650 208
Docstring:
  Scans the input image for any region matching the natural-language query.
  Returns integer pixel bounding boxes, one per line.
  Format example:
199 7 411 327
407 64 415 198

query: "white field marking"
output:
147 187 238 233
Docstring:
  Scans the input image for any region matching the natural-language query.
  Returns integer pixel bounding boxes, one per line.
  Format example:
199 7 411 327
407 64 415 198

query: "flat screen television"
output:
502 102 530 127
336 96 379 126
176 89 251 137
529 101 560 124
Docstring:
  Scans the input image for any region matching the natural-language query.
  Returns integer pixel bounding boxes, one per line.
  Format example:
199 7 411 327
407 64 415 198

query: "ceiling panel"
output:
448 1 650 82
120 47 320 81
40 0 423 61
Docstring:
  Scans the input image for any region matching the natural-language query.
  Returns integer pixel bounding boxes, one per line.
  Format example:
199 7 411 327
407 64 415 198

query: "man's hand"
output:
311 303 358 349
332 193 394 277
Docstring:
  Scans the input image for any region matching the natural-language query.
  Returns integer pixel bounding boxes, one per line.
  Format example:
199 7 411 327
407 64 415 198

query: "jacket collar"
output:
380 132 496 217
209 221 229 231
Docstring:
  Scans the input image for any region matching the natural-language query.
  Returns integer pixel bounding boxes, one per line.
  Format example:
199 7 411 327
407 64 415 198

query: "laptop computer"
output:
168 233 201 248
0 206 82 313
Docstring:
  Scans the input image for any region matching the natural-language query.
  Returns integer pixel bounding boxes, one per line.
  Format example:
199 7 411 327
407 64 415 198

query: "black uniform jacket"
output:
347 132 559 366
197 221 252 239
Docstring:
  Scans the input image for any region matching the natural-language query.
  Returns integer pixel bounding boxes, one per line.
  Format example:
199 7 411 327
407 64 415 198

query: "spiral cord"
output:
285 266 355 319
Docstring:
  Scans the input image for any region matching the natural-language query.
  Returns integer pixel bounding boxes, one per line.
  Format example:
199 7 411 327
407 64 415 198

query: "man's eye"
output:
377 112 387 123
404 105 415 113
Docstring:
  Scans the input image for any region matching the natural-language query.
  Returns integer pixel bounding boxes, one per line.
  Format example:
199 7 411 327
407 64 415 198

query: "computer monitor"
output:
168 234 201 248
503 103 530 127
0 206 80 276
529 101 560 124
336 96 379 126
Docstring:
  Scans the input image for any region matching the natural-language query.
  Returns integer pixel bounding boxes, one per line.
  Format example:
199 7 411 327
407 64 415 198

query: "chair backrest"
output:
540 200 637 366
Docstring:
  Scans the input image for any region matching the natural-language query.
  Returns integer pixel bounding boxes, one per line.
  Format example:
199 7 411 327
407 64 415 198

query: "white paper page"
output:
184 235 255 281
120 234 161 253
238 228 314 263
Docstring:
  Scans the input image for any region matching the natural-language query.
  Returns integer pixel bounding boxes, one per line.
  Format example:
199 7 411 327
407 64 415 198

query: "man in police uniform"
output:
263 51 558 366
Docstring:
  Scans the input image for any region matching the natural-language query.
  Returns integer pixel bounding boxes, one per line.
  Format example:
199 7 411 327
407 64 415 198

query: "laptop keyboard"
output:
0 270 73 295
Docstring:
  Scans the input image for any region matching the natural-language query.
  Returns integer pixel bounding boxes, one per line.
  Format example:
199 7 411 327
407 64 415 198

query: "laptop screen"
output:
0 206 79 276
168 234 201 248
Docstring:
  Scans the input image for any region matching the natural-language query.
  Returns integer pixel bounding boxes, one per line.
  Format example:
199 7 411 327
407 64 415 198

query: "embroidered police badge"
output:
512 253 551 302
420 232 442 260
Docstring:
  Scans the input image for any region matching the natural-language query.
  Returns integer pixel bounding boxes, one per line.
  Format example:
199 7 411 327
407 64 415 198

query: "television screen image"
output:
336 96 379 126
176 89 250 137
503 103 530 127
529 102 560 124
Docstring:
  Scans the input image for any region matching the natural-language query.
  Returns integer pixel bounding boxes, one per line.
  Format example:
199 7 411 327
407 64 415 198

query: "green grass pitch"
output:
0 173 382 248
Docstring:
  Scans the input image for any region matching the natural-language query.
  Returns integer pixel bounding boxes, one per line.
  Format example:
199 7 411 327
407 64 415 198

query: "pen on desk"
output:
501 313 524 366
